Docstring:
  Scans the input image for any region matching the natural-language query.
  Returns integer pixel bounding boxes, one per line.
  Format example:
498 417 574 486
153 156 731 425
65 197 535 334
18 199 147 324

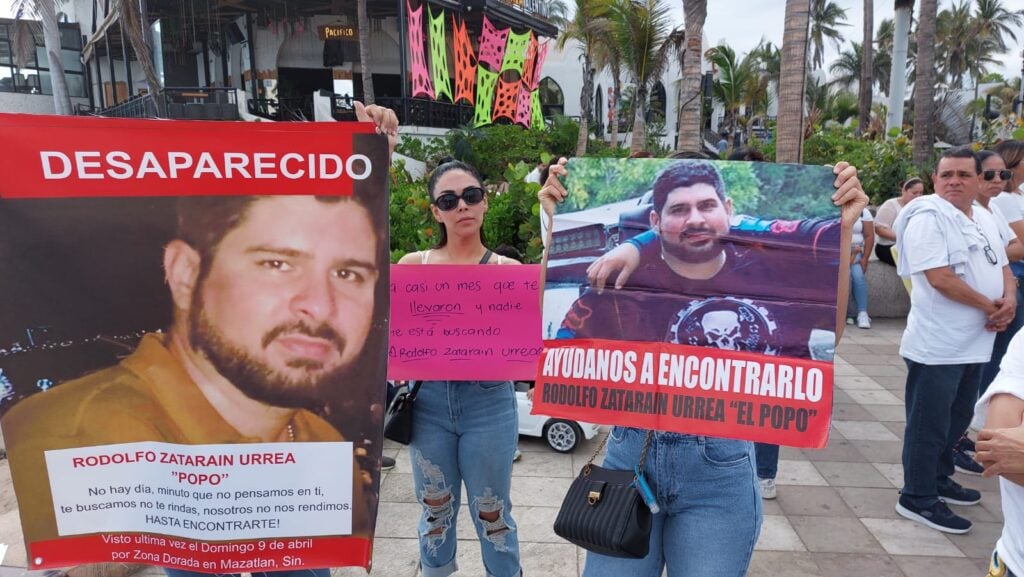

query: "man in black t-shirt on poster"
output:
556 160 839 362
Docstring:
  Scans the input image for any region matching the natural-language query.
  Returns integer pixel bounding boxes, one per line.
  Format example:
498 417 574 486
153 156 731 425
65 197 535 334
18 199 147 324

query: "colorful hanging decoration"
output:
500 30 532 75
520 34 539 90
473 66 501 127
531 40 550 90
453 15 476 105
407 0 434 99
531 89 543 129
428 5 453 102
514 84 533 127
492 78 520 122
476 15 509 72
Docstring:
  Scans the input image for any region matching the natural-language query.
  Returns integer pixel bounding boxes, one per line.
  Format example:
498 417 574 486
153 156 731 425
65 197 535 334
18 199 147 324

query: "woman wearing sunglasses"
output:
982 145 1024 396
397 158 522 577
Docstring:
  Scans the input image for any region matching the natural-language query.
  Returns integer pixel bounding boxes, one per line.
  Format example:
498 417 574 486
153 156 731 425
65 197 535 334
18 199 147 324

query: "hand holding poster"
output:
388 264 543 380
0 114 390 572
533 158 840 448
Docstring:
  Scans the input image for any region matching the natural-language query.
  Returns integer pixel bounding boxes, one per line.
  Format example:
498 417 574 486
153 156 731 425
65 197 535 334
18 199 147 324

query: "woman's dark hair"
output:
427 157 486 248
538 157 563 187
976 150 1000 164
727 148 766 162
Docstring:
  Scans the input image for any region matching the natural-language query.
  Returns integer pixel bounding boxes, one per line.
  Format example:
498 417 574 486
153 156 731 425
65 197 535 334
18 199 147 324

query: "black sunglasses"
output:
976 224 999 266
434 186 485 211
983 169 1013 182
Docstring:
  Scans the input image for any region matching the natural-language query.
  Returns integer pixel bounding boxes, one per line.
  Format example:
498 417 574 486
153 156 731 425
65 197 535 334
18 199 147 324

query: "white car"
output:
515 382 601 453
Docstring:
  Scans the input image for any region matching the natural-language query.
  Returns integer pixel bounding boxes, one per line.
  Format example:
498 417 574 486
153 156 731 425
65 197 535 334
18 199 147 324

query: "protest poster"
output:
388 264 543 380
0 113 390 573
533 158 840 449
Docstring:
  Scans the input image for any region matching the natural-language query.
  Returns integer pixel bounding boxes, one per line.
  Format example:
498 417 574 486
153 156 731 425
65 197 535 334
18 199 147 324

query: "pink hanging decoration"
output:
407 0 435 99
476 15 509 72
520 34 539 90
514 84 533 127
530 41 550 90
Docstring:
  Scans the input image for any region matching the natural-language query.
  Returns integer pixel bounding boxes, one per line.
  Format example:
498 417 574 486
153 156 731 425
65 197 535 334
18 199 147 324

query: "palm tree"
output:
609 0 680 153
707 44 754 137
558 0 612 156
972 0 1024 52
357 0 374 104
912 0 938 164
777 0 811 163
675 0 707 153
591 35 622 147
886 0 915 134
809 0 850 70
937 0 982 89
829 41 890 95
857 0 874 135
12 0 71 115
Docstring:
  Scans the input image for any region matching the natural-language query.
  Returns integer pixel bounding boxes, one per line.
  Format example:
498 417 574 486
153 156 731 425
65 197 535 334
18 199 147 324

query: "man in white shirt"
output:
894 147 1017 534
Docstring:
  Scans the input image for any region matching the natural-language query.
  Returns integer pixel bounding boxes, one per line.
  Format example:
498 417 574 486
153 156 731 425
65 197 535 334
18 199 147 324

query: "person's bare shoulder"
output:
397 251 422 265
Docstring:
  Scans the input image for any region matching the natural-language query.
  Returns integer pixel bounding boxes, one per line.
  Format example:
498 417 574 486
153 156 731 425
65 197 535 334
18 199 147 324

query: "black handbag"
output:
383 381 421 445
553 430 654 558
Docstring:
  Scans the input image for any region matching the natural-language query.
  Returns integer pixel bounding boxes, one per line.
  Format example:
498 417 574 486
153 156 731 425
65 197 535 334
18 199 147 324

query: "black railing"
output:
163 87 239 121
95 93 159 118
376 96 474 129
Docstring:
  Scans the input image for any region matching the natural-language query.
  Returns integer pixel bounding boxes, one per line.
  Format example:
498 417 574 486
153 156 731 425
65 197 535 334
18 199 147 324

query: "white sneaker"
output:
759 477 777 500
513 449 522 462
856 311 871 329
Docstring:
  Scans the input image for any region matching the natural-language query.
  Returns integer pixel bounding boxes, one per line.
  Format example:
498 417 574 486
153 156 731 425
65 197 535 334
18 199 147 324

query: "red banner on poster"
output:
388 264 543 380
29 534 371 572
532 338 834 449
0 114 378 198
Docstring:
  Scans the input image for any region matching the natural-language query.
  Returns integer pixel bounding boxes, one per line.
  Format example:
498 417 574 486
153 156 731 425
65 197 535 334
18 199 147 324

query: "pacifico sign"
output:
319 25 356 40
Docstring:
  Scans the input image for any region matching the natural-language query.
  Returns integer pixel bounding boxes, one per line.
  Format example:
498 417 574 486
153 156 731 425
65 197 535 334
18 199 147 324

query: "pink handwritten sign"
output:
388 264 543 380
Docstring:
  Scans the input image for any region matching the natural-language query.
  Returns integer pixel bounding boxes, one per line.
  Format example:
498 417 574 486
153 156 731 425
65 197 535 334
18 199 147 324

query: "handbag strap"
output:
406 380 422 400
583 429 654 476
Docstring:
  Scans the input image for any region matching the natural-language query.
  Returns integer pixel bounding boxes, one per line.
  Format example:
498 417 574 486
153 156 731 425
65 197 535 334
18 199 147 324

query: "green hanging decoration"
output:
500 30 532 75
474 66 500 127
428 6 453 102
531 89 543 129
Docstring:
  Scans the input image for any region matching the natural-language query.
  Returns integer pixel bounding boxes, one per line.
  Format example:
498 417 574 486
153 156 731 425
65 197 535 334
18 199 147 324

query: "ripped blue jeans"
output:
409 380 521 577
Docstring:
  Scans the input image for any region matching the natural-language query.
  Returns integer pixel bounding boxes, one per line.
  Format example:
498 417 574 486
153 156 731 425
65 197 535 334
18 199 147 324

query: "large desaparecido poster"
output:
0 114 389 573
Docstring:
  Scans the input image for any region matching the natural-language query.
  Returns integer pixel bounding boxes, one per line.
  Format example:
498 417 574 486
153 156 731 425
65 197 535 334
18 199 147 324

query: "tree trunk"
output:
35 0 72 115
886 0 913 135
577 52 594 156
631 85 647 154
777 0 811 163
676 0 707 153
117 0 163 114
857 0 873 136
610 61 621 149
912 0 936 165
357 0 374 104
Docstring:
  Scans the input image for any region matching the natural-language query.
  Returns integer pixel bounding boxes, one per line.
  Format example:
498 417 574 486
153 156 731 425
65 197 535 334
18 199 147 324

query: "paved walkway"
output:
0 319 1004 577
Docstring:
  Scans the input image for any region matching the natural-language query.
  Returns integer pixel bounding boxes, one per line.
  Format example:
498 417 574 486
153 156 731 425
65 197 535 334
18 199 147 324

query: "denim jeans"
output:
754 443 780 479
981 283 1024 395
850 260 869 314
409 380 520 577
901 359 983 506
582 427 762 577
164 570 328 577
